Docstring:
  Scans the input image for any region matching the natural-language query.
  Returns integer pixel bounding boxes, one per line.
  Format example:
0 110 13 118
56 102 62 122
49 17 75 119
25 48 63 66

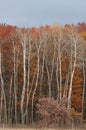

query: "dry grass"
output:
0 128 85 130
0 124 85 130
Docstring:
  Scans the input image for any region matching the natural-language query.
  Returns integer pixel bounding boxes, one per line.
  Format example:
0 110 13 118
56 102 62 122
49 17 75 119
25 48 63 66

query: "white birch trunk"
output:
8 75 13 124
68 43 77 108
25 42 31 124
31 41 41 123
39 42 46 97
13 42 17 124
0 47 7 124
56 57 60 103
58 43 62 101
21 42 26 124
0 91 3 123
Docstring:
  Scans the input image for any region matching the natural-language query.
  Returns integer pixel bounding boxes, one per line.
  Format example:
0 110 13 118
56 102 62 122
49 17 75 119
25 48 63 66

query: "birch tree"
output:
25 33 32 124
31 31 42 123
13 41 19 124
15 28 29 124
52 26 64 102
0 42 7 124
66 27 85 108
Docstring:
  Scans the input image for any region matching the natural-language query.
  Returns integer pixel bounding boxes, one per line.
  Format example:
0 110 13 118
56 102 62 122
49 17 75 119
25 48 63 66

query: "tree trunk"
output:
13 42 18 124
25 42 31 124
68 43 76 108
31 42 41 123
0 48 7 124
81 62 85 123
21 43 26 124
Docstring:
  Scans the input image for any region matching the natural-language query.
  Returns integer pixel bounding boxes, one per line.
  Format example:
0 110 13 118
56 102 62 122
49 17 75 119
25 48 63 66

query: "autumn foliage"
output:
0 22 86 127
36 97 71 128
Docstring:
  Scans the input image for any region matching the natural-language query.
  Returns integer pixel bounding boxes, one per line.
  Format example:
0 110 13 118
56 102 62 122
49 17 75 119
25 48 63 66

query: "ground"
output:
0 128 86 130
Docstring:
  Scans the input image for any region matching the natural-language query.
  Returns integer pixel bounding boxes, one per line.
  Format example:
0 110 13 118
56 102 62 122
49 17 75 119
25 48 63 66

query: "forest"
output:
0 22 86 128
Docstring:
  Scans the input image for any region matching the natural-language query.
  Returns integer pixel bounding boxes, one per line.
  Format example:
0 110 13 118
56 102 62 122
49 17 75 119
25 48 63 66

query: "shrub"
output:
36 97 71 128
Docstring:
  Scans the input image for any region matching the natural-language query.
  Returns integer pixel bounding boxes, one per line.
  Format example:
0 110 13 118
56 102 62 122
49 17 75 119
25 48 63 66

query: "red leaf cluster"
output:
36 97 71 128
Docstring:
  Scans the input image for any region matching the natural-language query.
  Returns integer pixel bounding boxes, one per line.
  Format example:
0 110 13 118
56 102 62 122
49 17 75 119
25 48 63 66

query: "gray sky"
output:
0 0 86 27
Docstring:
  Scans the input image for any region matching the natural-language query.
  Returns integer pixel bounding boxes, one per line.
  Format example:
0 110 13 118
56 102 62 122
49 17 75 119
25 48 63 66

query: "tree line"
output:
0 22 86 126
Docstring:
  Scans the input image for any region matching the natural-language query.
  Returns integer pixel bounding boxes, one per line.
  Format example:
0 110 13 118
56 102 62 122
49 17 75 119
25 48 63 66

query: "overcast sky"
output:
0 0 86 27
